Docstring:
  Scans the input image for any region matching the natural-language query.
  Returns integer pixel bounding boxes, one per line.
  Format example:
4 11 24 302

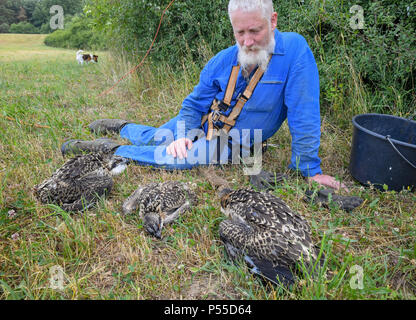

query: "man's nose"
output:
243 36 254 47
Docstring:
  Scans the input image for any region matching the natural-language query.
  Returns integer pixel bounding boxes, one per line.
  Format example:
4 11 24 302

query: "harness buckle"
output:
217 100 229 112
237 93 249 102
211 110 224 129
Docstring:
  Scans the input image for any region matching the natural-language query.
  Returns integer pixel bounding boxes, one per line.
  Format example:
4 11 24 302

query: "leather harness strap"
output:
202 65 240 140
202 55 272 141
223 65 240 105
221 62 269 134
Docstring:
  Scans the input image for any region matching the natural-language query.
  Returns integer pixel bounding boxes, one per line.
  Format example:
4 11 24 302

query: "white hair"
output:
228 0 274 20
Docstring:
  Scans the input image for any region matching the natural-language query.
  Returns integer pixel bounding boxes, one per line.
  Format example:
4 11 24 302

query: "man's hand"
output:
166 138 193 160
308 174 349 192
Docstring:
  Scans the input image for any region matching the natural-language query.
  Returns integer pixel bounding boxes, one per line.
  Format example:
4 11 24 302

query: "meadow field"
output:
0 34 415 300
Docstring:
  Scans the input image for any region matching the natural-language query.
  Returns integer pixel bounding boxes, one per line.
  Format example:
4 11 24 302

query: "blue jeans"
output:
114 116 233 170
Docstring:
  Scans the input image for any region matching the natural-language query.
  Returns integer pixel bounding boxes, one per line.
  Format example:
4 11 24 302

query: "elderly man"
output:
62 0 345 191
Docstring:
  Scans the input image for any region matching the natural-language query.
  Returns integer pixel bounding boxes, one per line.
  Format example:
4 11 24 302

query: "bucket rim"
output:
352 113 416 150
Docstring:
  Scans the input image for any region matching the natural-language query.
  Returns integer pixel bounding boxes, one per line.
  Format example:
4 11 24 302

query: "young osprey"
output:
34 153 128 212
122 181 197 239
218 188 323 286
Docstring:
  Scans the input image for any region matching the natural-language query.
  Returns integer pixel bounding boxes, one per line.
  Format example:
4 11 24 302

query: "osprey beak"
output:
145 222 162 239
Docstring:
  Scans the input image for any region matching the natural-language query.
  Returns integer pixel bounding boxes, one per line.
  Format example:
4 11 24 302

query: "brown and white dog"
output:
76 50 98 65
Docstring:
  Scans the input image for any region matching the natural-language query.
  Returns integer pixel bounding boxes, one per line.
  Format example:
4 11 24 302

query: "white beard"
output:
237 33 275 74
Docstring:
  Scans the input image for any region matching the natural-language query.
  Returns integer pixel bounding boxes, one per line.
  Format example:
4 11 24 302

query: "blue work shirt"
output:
177 29 322 177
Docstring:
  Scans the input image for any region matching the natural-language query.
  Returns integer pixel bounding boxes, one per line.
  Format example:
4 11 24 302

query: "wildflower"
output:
8 209 17 219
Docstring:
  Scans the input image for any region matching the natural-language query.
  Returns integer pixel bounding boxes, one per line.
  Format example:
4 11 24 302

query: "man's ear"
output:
271 12 278 30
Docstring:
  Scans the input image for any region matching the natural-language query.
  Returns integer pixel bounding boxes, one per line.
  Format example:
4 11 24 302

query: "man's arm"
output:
284 35 321 177
167 57 220 158
284 35 348 191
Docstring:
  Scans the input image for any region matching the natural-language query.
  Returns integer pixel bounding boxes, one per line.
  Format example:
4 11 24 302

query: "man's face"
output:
230 9 277 56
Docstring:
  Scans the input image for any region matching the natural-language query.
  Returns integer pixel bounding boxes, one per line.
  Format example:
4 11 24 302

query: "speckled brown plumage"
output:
122 181 197 238
34 153 128 212
219 188 322 286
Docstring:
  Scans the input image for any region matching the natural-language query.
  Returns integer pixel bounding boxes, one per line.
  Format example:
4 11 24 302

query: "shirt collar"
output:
273 29 285 55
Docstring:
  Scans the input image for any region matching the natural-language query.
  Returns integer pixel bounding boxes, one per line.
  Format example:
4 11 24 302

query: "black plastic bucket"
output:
349 113 416 191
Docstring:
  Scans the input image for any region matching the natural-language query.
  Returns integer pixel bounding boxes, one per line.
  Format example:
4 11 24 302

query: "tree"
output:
31 0 83 27
22 0 39 24
17 6 27 22
0 22 10 32
0 0 16 25
30 2 47 27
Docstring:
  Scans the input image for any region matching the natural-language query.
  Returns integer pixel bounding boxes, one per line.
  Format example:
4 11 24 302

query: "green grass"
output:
0 34 415 300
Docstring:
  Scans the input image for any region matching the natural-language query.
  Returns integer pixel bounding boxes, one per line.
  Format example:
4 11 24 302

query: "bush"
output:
39 14 74 34
39 22 51 34
9 21 39 34
0 23 10 33
44 15 107 50
84 0 416 117
275 0 416 119
84 0 234 66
